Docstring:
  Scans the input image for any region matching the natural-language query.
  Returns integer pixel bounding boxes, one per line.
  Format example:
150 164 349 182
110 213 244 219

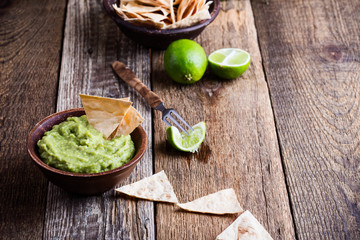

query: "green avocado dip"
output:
37 115 135 174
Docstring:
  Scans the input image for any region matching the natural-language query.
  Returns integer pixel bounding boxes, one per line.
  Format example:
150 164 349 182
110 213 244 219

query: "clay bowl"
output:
103 0 220 49
27 108 147 195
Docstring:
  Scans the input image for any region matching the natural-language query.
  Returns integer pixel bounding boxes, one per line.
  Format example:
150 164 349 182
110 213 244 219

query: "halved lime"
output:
166 122 206 153
208 48 251 79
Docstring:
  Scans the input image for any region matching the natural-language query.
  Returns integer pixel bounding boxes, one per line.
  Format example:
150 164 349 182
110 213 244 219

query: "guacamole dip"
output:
37 115 135 173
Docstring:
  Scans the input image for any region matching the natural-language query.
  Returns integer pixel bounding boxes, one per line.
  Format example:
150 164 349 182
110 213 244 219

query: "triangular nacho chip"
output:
194 0 206 14
169 0 175 24
166 1 211 29
216 210 273 240
182 0 197 19
121 8 145 19
176 0 191 21
177 188 243 214
111 106 144 137
115 170 179 203
123 2 164 14
140 12 168 22
79 94 132 139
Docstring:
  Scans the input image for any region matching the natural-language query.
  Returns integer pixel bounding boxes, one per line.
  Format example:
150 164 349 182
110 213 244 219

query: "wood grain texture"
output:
0 0 66 239
43 0 154 239
252 0 360 239
152 1 295 239
112 61 163 109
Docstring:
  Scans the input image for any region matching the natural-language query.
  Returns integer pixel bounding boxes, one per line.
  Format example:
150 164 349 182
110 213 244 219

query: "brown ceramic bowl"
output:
103 0 220 49
27 108 147 195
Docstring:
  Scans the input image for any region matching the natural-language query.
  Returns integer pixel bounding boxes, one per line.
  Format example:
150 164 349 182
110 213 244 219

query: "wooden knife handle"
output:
112 61 163 109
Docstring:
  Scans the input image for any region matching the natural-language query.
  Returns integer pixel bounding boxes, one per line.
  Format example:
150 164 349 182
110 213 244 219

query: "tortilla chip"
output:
111 106 144 137
79 94 132 139
176 0 190 21
121 8 146 19
126 18 167 28
182 0 198 20
112 97 144 136
113 4 129 19
200 0 213 12
169 0 175 24
136 0 170 8
177 188 243 215
216 210 274 240
115 170 179 203
140 12 168 22
123 2 164 14
120 0 135 5
113 0 213 29
165 3 211 29
194 0 206 14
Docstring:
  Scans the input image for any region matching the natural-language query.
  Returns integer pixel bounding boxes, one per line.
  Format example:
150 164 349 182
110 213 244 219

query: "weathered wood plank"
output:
0 0 66 239
43 0 154 239
152 0 295 239
251 0 360 239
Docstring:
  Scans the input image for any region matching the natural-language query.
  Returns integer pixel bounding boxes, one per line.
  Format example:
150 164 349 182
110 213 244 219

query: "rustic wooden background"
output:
0 0 359 239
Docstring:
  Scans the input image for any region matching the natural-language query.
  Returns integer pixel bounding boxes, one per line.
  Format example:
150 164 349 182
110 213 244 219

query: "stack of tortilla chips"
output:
80 94 144 139
113 0 213 29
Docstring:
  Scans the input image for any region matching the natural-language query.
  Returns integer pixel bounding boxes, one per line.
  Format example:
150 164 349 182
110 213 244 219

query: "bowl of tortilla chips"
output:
103 0 220 49
27 107 147 195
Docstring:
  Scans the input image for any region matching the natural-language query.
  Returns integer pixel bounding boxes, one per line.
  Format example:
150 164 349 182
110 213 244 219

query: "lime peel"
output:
164 39 207 84
166 122 206 153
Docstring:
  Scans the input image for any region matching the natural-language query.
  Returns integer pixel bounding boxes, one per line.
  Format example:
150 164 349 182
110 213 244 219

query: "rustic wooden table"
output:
1 0 359 239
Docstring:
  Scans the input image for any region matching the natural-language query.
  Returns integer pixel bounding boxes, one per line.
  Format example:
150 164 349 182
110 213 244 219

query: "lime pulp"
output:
208 48 251 79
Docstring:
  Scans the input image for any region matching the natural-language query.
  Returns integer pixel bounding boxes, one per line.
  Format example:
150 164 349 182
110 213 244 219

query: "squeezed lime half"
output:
208 48 251 79
166 122 206 153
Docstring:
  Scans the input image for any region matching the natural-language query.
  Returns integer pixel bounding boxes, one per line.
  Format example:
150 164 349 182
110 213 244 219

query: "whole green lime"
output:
164 39 207 84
